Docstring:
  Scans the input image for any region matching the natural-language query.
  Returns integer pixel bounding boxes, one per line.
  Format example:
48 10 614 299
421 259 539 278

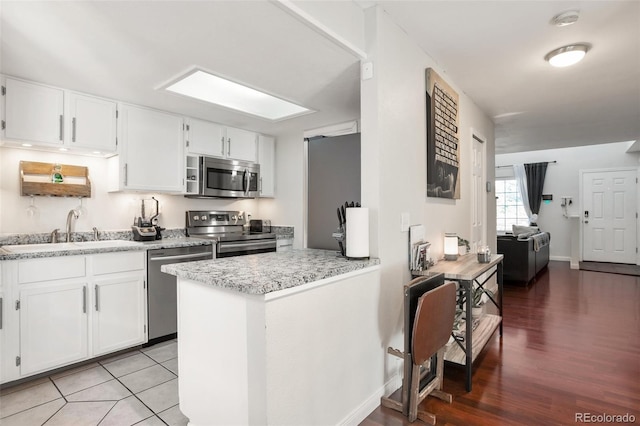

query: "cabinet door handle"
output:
227 138 231 156
259 177 263 192
0 297 3 329
221 137 225 156
124 163 128 186
95 285 100 311
82 287 87 313
72 117 77 142
59 115 64 141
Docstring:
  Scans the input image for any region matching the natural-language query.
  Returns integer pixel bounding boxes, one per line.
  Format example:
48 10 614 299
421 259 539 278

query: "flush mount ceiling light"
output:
545 44 590 67
163 69 312 121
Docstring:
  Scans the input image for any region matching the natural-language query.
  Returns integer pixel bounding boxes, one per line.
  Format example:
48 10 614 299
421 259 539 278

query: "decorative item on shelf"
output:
51 163 64 183
458 236 470 255
409 225 434 271
20 161 91 198
470 286 494 318
444 233 458 260
477 246 491 263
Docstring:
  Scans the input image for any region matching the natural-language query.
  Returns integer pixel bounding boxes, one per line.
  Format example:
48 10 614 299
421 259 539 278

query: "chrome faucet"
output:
93 227 99 241
50 228 59 244
66 209 79 242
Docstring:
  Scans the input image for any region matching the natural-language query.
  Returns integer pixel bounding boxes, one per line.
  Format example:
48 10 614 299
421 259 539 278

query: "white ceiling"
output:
1 1 638 154
377 0 640 154
0 1 361 137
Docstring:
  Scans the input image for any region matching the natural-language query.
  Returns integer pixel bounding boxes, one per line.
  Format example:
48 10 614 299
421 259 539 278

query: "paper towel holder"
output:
346 206 370 260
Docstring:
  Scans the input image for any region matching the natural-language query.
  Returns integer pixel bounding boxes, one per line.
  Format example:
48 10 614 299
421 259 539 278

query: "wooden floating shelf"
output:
20 161 92 198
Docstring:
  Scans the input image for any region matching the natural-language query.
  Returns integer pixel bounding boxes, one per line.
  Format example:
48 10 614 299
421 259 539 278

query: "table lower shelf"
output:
444 313 501 365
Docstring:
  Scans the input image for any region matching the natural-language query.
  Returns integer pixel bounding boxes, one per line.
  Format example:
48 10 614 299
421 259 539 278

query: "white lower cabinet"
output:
0 251 146 383
92 275 146 357
19 282 89 376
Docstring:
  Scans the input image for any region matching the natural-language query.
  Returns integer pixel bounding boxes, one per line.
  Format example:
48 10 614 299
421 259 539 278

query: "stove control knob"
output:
200 215 207 221
192 215 199 221
231 215 237 221
237 213 244 220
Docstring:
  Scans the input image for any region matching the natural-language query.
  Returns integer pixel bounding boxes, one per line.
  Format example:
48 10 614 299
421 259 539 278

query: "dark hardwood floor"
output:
361 261 640 425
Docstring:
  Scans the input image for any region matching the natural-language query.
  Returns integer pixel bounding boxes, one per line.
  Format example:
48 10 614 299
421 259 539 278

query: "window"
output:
495 179 529 232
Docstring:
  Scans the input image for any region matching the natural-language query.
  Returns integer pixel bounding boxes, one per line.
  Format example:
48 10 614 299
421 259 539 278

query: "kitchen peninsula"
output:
162 249 381 426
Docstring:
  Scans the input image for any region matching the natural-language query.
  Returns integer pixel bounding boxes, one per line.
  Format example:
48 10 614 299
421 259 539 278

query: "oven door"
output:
201 157 260 198
217 239 276 258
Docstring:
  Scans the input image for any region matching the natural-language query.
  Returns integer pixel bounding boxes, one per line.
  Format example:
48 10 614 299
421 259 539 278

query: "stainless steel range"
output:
185 210 276 257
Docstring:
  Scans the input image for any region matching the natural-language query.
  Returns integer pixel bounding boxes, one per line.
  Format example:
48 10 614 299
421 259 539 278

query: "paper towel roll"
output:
346 207 369 259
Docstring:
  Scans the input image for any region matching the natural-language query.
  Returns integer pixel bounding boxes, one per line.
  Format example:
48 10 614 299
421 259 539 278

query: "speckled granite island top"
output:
161 249 380 295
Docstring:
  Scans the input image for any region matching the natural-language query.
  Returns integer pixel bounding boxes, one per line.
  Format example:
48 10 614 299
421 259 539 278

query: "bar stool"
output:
408 281 456 423
381 280 456 424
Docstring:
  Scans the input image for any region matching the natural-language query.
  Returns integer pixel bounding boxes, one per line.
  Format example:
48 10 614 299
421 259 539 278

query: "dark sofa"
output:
497 232 550 284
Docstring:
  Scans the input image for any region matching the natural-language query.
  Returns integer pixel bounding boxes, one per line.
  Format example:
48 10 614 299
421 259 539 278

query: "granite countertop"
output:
161 249 380 295
0 237 213 261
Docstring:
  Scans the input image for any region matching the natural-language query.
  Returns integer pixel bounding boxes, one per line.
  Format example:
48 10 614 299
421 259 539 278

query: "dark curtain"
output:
524 162 548 225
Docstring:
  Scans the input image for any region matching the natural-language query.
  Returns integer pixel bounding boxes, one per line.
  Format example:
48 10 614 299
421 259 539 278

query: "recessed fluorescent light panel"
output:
165 70 311 121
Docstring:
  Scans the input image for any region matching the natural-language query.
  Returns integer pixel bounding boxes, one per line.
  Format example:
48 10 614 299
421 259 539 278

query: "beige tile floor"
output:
0 340 187 426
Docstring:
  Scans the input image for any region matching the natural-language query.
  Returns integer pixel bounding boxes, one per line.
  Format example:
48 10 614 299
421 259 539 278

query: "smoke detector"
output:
551 10 580 27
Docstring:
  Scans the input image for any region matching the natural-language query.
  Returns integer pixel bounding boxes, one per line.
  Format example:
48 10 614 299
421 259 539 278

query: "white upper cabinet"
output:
226 127 257 162
185 118 258 162
1 76 118 155
67 92 117 153
258 134 275 198
185 118 225 157
2 77 65 146
115 104 184 193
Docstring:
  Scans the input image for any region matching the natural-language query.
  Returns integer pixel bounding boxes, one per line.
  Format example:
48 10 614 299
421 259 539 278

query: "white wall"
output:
0 147 259 235
361 6 495 376
496 141 640 260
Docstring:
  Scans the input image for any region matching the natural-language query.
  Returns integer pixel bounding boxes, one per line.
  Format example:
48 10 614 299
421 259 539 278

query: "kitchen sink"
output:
1 240 143 254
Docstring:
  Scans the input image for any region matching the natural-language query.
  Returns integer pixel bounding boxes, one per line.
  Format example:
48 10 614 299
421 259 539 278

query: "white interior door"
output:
582 169 637 264
471 134 485 252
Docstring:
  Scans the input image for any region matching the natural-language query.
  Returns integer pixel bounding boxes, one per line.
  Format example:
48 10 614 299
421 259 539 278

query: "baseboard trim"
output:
550 256 570 262
338 373 402 426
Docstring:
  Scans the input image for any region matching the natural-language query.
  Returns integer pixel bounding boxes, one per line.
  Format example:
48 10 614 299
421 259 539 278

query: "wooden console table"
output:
413 253 503 391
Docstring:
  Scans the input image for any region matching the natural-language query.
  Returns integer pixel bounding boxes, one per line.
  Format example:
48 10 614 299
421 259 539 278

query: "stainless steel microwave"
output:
194 157 260 198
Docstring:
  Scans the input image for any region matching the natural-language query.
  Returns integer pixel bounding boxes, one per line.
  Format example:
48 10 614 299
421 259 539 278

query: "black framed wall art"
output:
426 68 460 199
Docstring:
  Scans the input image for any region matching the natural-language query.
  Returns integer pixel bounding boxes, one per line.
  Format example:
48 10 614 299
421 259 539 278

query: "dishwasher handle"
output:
149 252 212 262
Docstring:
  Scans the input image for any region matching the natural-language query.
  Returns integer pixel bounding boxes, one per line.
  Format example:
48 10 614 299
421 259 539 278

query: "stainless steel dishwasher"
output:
147 244 213 344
